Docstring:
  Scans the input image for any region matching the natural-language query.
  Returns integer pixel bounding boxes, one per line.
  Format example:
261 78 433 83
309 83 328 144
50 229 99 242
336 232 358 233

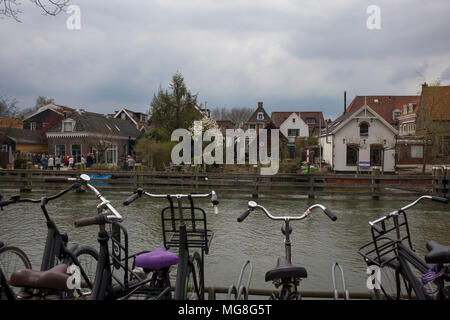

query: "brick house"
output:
46 109 140 166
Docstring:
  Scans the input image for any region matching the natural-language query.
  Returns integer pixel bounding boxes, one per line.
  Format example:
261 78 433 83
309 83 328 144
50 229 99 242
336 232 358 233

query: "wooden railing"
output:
0 169 448 199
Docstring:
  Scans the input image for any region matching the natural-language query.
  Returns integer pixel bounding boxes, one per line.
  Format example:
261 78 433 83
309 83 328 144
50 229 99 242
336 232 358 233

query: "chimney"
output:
63 111 67 119
258 101 263 109
344 91 347 114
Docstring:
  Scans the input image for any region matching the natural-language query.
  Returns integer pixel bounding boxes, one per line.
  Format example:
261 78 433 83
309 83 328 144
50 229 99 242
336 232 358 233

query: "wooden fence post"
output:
21 162 33 192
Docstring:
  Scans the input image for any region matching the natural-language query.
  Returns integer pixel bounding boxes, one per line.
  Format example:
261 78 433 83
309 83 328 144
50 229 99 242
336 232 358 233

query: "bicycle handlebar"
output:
237 201 337 223
123 188 219 214
369 195 448 230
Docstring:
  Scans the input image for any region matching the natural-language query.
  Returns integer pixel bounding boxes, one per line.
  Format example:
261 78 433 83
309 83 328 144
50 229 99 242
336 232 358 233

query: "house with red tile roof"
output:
271 111 325 137
320 101 398 173
346 95 420 128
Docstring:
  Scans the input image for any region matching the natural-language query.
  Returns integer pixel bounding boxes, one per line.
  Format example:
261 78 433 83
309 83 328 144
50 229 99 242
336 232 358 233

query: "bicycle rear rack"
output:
227 260 253 300
331 262 349 300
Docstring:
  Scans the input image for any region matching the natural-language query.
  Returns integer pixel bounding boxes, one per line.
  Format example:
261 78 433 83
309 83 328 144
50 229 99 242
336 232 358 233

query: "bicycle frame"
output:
362 195 449 300
123 189 218 300
238 201 337 300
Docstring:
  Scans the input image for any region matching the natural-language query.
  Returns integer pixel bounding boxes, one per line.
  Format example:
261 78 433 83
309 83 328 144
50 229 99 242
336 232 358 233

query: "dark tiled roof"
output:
246 104 271 123
0 128 46 144
346 96 420 125
48 111 140 138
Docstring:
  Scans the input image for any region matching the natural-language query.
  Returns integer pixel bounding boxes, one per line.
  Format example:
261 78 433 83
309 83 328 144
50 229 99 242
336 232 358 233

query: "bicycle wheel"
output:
371 264 415 300
0 246 32 297
185 251 203 300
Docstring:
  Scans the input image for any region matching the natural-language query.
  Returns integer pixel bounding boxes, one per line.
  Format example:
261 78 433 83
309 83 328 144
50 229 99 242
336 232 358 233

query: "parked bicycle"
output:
237 200 337 300
358 195 449 300
0 177 98 299
123 188 219 300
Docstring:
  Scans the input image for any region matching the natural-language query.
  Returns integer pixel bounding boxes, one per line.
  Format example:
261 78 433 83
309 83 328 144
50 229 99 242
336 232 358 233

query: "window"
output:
105 144 118 164
370 145 382 166
0 145 8 152
288 129 299 137
55 145 66 156
359 122 369 137
249 124 256 129
306 118 316 124
63 121 73 132
393 110 401 121
71 144 81 162
411 145 423 158
292 118 295 123
346 145 358 166
257 112 264 120
121 112 126 120
30 122 37 131
403 105 408 115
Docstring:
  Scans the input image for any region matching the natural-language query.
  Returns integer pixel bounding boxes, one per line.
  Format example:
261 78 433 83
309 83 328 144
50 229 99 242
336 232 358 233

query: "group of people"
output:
34 153 96 170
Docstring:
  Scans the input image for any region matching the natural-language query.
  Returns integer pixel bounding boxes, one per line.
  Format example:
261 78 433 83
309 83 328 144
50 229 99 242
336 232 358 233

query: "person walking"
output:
48 155 54 170
69 155 74 169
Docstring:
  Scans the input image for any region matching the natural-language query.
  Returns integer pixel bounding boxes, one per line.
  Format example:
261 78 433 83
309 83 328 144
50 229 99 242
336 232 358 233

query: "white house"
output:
320 103 398 172
278 112 309 143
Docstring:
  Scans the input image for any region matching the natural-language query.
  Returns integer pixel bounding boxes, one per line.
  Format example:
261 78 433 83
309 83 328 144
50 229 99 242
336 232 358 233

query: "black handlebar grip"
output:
431 196 448 203
123 192 140 206
211 193 219 206
45 177 69 183
323 208 337 221
237 210 251 223
74 216 98 228
371 223 385 234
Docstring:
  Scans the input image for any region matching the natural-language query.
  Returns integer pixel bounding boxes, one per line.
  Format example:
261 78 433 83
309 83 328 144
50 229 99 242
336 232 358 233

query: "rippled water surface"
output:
1 189 448 297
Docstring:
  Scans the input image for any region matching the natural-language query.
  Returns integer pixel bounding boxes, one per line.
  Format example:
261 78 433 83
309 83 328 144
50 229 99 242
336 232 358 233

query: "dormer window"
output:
359 122 369 137
306 118 316 124
63 121 73 132
373 98 379 103
30 122 37 131
257 112 264 120
393 109 401 121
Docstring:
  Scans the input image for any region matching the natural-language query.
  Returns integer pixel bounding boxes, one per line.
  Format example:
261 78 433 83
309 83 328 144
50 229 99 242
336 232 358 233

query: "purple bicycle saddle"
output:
134 246 178 270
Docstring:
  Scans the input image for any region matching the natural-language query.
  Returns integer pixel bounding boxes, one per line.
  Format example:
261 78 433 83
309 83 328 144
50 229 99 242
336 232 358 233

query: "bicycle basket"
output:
161 206 213 254
358 210 414 268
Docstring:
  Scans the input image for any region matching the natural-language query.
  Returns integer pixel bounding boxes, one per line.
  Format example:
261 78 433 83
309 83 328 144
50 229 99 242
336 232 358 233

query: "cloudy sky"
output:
1 0 449 119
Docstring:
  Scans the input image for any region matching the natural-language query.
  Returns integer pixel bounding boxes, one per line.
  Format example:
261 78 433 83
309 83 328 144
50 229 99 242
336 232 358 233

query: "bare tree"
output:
0 95 18 117
0 0 69 22
211 106 253 128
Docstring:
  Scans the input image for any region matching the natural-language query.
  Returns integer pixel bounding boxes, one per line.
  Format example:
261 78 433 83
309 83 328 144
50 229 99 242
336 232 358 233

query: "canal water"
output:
0 189 448 297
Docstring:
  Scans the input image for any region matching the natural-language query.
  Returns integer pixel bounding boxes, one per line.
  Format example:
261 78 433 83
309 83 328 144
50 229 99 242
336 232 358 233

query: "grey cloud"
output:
0 0 449 120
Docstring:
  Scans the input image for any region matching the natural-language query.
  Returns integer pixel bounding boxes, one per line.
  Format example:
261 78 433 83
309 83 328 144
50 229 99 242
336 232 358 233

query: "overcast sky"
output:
1 0 449 119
